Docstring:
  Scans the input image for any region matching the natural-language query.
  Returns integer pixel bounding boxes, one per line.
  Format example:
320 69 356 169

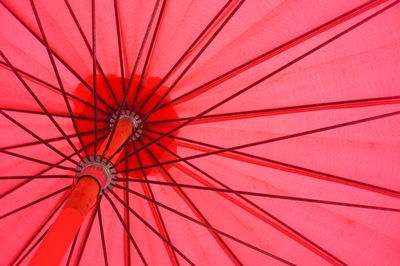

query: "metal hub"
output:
76 155 117 194
109 110 143 141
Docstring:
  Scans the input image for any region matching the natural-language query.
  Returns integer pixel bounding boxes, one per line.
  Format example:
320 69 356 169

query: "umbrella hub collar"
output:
109 109 143 141
76 155 117 194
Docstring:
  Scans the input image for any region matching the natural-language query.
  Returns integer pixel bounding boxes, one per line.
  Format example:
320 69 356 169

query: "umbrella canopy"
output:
1 0 400 265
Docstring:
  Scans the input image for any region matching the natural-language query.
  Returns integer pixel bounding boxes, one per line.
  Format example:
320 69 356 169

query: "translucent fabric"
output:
1 0 400 265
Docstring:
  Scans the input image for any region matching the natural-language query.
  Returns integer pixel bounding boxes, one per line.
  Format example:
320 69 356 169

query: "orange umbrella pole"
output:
30 118 135 266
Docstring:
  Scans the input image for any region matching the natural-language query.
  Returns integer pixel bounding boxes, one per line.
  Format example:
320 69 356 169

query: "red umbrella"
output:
1 0 400 265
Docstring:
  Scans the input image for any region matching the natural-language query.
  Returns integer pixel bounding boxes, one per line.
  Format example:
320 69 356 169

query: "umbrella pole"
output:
30 119 135 266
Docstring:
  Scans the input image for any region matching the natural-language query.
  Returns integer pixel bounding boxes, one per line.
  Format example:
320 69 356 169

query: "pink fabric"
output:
1 0 400 265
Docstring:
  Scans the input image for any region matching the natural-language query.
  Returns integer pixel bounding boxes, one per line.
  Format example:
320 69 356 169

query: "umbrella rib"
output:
63 0 120 107
0 133 107 200
137 0 247 123
137 134 400 212
146 96 400 125
123 149 131 266
0 54 81 165
155 0 392 111
0 61 112 116
0 1 115 113
16 227 51 265
113 0 126 95
0 149 78 172
136 109 400 199
10 191 70 265
131 0 168 111
100 0 142 158
92 0 99 156
117 178 400 213
127 0 162 109
115 0 400 167
102 0 168 163
115 185 295 266
29 0 88 159
137 110 400 171
0 107 107 123
98 0 137 156
102 5 164 159
137 0 244 114
104 193 148 266
137 138 242 264
0 180 31 200
97 197 109 266
1 126 108 151
99 79 132 158
99 107 126 159
0 185 72 220
130 136 345 265
0 175 73 180
66 229 80 266
100 68 134 159
132 142 180 265
74 206 98 266
108 190 196 266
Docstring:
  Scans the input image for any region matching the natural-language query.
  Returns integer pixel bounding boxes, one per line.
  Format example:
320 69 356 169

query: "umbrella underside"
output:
0 0 400 265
